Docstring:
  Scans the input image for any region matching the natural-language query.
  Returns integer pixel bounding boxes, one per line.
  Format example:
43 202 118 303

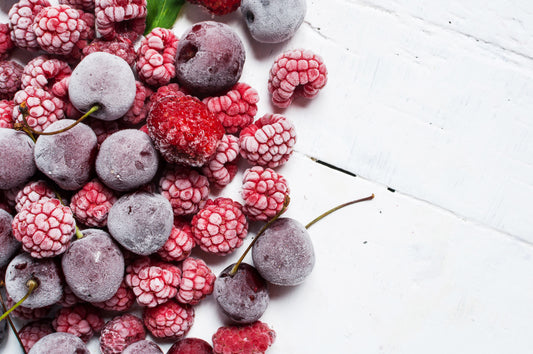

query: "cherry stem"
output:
75 226 84 239
0 278 39 323
229 195 291 277
0 287 27 354
305 194 375 229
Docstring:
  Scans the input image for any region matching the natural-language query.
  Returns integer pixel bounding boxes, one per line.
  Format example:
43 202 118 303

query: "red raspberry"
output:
148 95 224 166
157 219 195 262
59 283 83 307
0 60 23 99
168 338 214 354
33 5 87 55
12 86 65 132
201 134 240 189
241 166 290 221
8 0 51 50
136 27 179 86
93 279 135 312
99 313 146 354
187 0 241 15
14 179 55 212
0 23 14 60
125 257 182 308
212 321 276 354
21 56 72 92
82 37 136 66
176 257 216 305
204 82 259 134
268 48 328 108
19 320 54 352
159 167 210 217
148 83 187 111
191 197 248 255
239 113 296 168
0 99 14 128
59 0 95 12
143 299 194 340
70 178 117 227
95 0 147 42
5 291 52 320
52 304 105 342
12 197 76 258
87 118 121 147
121 80 152 125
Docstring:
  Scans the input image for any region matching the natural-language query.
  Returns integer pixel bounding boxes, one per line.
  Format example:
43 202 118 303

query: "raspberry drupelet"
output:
157 219 195 262
268 48 328 108
148 83 187 110
95 0 147 42
8 0 51 50
19 321 54 352
99 314 146 354
121 80 152 125
59 0 95 12
241 166 290 221
176 257 216 305
69 178 117 227
188 0 242 16
136 27 179 86
0 24 14 60
0 99 14 128
12 85 65 132
21 56 72 92
82 37 136 66
52 304 105 342
159 166 210 217
143 299 195 340
93 279 136 312
14 179 55 213
212 321 276 354
0 61 23 99
201 134 240 189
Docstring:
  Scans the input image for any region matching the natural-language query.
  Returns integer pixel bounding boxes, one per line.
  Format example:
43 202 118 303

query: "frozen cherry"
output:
28 332 89 354
122 340 164 354
0 128 36 190
0 208 20 267
168 338 213 354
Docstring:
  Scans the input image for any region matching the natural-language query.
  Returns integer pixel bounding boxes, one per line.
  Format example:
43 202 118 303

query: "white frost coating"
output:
29 332 89 354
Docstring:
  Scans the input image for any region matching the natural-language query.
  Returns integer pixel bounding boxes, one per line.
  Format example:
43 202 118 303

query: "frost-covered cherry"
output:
175 21 245 97
33 119 97 190
0 209 20 267
123 340 163 354
28 332 89 354
107 192 174 255
0 128 36 190
96 129 159 192
68 52 136 121
62 229 124 302
168 338 213 354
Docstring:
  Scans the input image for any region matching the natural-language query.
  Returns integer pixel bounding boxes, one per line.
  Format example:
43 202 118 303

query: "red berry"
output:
14 179 55 212
147 95 224 167
159 166 210 217
177 257 216 305
0 99 14 128
59 0 95 12
19 320 54 352
99 313 146 354
70 178 117 227
82 37 137 66
157 219 195 262
8 0 51 50
0 60 23 99
59 283 83 307
53 304 105 342
121 80 152 125
0 23 14 60
212 321 276 354
87 118 121 148
137 27 179 86
148 83 187 110
21 55 72 92
201 134 240 189
12 85 65 132
95 0 147 42
143 299 194 340
268 48 328 108
188 0 241 15
168 338 213 354
93 279 136 312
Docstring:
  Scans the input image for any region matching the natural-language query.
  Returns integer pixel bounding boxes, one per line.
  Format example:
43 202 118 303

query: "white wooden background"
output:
2 0 533 353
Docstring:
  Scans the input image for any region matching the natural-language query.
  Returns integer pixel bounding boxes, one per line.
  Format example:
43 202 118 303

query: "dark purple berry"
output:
168 337 213 354
0 209 20 267
28 332 89 354
0 128 36 190
122 339 163 354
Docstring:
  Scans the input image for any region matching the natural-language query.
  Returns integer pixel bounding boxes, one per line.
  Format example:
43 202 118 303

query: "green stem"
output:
305 194 375 229
75 226 84 239
0 279 38 323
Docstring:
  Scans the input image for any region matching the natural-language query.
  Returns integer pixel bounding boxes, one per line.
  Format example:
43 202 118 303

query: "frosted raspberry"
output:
21 56 72 91
143 299 194 340
53 304 105 342
241 166 290 221
212 321 276 354
121 80 152 125
59 0 95 12
99 314 146 354
176 257 216 305
82 37 136 66
268 49 328 108
87 118 121 147
125 257 182 308
188 0 241 15
239 113 296 168
0 61 23 99
204 82 259 134
0 24 14 60
59 283 83 307
136 27 179 86
157 219 195 262
5 291 52 320
19 321 54 352
33 5 87 55
12 86 65 132
201 134 240 189
0 99 14 128
12 198 76 258
93 279 135 312
159 167 210 217
191 197 248 255
8 0 51 50
95 0 147 42
148 83 187 111
70 179 117 227
14 179 55 212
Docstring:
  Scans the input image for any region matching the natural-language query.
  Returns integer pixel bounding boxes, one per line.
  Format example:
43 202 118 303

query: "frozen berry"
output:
137 27 179 86
8 0 51 50
175 21 245 97
123 340 163 354
268 48 328 108
122 81 152 125
107 192 174 255
93 279 135 312
159 166 210 216
143 299 194 340
201 134 240 189
4 291 52 320
82 37 136 66
0 99 14 128
15 179 55 213
96 129 159 191
12 197 76 258
87 118 121 147
0 23 14 60
241 166 290 221
0 209 19 267
59 283 82 307
28 332 89 354
33 119 97 190
239 113 296 168
59 0 95 12
148 83 187 110
12 85 65 131
177 257 216 305
148 95 224 166
157 219 195 262
69 179 117 227
19 321 54 353
0 60 23 98
21 56 72 92
95 0 147 41
168 338 213 354
0 128 36 189
53 303 105 342
62 229 125 302
188 0 241 15
99 313 146 354
191 197 248 255
212 321 275 354
68 52 136 121
204 82 258 134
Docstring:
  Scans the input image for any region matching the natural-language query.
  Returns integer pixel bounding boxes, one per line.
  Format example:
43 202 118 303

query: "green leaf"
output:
144 0 185 35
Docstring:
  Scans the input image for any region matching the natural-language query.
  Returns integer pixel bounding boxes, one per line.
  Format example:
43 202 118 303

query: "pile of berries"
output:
0 0 328 353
